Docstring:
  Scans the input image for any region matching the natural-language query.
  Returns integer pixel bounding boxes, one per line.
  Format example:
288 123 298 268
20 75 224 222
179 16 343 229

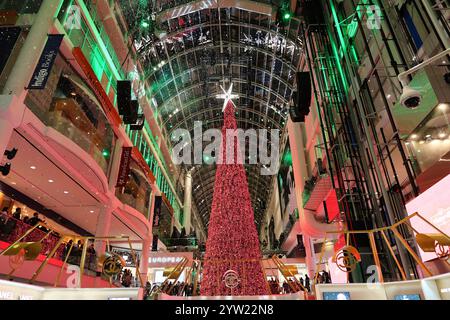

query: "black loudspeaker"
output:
117 80 131 116
290 72 312 123
123 100 139 124
130 114 145 131
289 98 305 123
295 72 312 113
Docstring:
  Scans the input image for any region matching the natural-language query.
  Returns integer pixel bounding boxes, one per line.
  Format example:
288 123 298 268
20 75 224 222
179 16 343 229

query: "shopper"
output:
304 274 310 292
12 208 21 220
0 207 8 223
87 242 96 270
28 212 42 226
322 270 331 283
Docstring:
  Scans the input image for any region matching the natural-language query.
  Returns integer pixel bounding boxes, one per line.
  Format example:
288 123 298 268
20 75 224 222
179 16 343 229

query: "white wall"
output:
0 280 139 300
315 272 450 300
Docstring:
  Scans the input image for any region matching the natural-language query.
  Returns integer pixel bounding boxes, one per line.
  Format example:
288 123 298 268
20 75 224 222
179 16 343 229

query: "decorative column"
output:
1 0 59 154
287 119 317 276
2 0 60 96
139 237 151 283
93 203 113 257
302 235 316 278
183 170 193 235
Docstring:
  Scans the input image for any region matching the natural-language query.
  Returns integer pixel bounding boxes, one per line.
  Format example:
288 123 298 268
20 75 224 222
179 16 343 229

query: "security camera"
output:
0 163 11 176
4 148 18 160
400 86 422 109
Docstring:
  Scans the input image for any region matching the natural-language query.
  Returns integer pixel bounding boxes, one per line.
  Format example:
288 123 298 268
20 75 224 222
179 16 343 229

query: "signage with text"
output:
27 34 64 90
116 147 133 188
148 252 193 268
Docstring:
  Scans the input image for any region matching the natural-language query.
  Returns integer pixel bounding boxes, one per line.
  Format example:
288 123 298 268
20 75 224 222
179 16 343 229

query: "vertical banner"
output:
0 26 21 75
116 147 133 187
152 196 162 228
27 34 64 90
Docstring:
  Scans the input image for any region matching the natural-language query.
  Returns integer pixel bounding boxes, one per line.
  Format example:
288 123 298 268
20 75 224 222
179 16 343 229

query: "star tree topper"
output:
216 84 239 112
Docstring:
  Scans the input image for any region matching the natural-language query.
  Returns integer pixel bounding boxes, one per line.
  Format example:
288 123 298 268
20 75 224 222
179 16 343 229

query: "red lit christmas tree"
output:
200 94 269 296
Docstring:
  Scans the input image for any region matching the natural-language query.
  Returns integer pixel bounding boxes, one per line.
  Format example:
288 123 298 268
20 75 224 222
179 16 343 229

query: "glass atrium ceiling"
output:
117 0 304 229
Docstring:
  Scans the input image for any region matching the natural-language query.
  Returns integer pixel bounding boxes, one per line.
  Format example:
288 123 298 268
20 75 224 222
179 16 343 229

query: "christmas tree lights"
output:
200 99 269 296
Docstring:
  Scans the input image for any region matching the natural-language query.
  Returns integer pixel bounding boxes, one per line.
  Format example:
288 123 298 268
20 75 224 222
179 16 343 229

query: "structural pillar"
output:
2 0 60 96
93 203 114 257
139 237 151 283
287 119 317 276
183 170 193 235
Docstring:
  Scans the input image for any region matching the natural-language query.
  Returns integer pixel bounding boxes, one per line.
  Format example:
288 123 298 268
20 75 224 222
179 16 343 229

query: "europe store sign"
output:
148 252 193 267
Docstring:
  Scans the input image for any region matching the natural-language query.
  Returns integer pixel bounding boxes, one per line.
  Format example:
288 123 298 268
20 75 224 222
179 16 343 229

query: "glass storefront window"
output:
405 103 450 175
25 55 116 174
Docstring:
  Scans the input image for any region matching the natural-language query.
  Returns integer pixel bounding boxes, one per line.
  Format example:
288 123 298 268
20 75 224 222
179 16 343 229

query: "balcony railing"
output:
0 213 64 258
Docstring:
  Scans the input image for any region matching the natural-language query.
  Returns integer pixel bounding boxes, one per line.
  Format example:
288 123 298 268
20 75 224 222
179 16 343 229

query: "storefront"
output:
147 252 194 285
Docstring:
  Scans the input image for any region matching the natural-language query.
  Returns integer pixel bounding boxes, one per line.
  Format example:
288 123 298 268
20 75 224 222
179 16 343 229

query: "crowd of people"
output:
165 281 195 296
0 207 55 234
0 207 64 256
315 270 331 284
62 239 98 270
268 271 331 294
268 276 311 294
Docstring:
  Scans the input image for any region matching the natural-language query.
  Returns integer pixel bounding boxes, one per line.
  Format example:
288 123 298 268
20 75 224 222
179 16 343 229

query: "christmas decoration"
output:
200 94 269 296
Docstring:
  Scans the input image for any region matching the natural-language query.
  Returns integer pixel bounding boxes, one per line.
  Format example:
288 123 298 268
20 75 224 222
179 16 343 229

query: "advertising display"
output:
406 174 450 261
116 147 133 187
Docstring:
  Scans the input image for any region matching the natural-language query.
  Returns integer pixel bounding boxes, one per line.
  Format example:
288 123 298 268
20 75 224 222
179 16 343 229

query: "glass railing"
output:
25 69 116 174
83 0 125 79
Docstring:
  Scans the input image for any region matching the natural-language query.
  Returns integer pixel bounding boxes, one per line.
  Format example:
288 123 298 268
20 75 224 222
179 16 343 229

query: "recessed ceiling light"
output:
63 191 69 194
30 166 36 170
90 210 94 213
48 179 54 183
438 104 448 111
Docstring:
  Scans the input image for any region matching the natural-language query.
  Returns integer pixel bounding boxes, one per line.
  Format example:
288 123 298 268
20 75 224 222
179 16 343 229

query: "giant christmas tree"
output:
200 88 269 296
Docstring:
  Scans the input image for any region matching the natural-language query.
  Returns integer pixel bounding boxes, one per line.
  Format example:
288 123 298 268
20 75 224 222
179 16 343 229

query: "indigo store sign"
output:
27 34 64 90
